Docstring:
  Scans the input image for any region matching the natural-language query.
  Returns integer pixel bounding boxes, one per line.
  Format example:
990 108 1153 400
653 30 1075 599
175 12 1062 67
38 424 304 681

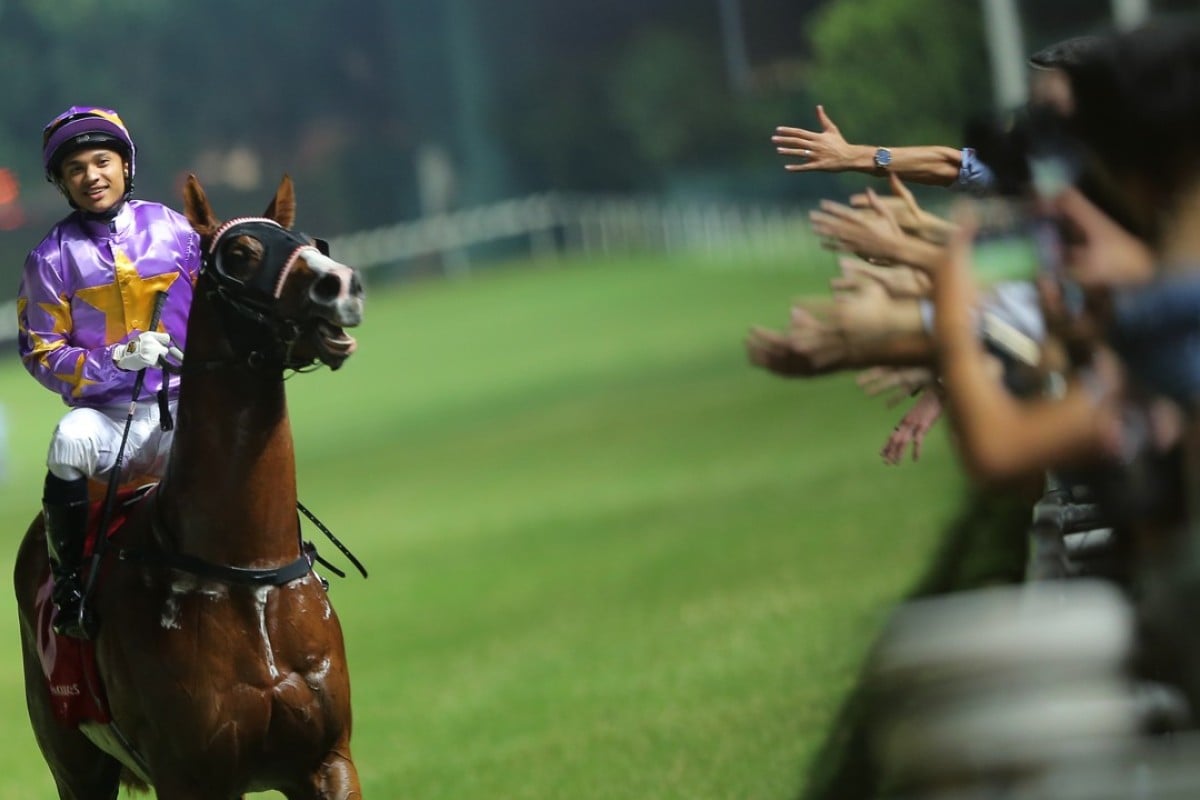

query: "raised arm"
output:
934 219 1124 484
808 186 946 272
746 261 935 378
773 105 965 186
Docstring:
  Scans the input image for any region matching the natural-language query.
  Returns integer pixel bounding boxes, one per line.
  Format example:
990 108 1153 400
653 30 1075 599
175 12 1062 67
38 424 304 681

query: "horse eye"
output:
222 239 263 280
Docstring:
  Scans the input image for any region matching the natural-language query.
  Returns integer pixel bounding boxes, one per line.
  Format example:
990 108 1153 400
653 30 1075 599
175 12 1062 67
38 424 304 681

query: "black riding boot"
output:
42 473 95 640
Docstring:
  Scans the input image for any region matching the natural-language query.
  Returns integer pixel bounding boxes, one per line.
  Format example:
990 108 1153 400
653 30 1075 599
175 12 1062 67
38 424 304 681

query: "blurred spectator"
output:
745 26 1200 800
755 16 1200 800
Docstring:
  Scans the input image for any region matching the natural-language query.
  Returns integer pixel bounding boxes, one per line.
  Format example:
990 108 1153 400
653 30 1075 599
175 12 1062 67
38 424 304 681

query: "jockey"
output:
17 106 200 639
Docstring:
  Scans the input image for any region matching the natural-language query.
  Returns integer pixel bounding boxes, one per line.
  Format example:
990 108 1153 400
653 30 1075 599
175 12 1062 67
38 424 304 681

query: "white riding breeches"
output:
47 401 176 482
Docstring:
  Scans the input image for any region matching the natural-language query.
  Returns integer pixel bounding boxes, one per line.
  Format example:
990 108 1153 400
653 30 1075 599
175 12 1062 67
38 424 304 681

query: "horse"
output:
14 174 366 799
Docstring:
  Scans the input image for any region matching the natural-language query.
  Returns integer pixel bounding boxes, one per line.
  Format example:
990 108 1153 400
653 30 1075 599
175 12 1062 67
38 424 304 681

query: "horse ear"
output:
264 174 296 229
182 174 220 238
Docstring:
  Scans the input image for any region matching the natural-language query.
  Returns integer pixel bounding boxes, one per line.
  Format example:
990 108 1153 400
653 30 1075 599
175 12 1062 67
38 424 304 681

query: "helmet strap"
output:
52 178 76 208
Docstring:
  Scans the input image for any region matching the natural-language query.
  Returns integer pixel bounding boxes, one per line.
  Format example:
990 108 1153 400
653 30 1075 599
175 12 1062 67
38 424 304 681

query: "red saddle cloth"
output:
34 486 154 727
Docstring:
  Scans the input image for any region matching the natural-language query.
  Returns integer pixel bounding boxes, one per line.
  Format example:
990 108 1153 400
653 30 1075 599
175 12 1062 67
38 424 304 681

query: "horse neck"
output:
158 287 300 566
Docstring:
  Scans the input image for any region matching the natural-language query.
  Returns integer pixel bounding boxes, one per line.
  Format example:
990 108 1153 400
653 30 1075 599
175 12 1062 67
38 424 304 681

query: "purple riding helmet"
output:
41 106 137 199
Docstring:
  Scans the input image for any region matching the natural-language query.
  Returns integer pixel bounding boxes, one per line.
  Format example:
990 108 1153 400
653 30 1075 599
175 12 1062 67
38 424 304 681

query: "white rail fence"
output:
325 192 816 275
1 300 14 349
2 192 816 348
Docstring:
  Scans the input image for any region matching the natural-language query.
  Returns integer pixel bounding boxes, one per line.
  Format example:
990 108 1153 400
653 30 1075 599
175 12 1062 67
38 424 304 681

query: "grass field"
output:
0 250 966 798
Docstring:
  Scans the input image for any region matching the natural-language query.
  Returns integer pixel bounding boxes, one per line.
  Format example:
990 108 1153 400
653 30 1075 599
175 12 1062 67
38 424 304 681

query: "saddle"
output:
34 484 156 727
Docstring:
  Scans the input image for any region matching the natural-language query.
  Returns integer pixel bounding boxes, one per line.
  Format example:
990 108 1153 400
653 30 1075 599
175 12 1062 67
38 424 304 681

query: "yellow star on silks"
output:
53 353 98 399
36 292 74 337
20 327 67 368
74 248 179 342
16 296 68 369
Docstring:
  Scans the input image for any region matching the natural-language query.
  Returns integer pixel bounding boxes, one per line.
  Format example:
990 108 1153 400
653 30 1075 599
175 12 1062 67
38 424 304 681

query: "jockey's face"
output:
59 147 127 214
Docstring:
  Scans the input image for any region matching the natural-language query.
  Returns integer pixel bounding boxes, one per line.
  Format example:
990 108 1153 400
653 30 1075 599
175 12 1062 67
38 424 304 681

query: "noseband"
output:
198 217 332 372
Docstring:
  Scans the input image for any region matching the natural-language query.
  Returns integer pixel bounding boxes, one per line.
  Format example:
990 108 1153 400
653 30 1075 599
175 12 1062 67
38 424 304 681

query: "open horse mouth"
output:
314 319 358 369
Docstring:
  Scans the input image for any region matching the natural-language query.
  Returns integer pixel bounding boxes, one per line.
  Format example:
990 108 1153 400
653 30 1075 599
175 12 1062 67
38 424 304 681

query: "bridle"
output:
104 218 369 586
193 216 334 373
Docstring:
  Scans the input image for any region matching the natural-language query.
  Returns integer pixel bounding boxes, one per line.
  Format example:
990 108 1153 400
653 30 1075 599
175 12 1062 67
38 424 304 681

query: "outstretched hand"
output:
849 173 955 244
773 106 864 173
857 366 935 408
828 260 902 338
745 305 848 378
838 257 931 300
810 189 906 265
880 388 944 465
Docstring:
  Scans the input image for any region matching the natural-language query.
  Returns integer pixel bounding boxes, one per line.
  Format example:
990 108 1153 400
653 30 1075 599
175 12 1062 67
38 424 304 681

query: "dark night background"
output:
0 0 1190 284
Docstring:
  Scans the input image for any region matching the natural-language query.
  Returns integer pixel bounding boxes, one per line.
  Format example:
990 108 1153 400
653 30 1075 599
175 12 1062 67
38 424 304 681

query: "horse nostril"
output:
310 273 343 305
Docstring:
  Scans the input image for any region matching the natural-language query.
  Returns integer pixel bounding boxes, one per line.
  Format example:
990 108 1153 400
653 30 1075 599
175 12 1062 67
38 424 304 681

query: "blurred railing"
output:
325 192 816 277
1 301 13 349
0 192 816 348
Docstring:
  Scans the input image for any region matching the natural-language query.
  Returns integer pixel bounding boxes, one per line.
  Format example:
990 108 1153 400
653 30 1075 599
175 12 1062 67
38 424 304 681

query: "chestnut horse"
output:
14 175 365 799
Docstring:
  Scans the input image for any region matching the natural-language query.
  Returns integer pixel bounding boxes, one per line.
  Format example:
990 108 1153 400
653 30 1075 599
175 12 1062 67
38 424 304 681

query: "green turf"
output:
0 250 965 798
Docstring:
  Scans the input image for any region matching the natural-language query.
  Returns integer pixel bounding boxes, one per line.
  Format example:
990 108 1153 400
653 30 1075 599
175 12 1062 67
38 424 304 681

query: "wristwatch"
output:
873 147 893 171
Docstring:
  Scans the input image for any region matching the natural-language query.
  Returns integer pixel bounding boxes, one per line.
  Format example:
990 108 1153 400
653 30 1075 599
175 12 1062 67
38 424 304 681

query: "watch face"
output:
875 148 892 168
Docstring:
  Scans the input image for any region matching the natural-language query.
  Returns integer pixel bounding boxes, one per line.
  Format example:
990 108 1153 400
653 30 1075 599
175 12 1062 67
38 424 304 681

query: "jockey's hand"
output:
112 331 182 371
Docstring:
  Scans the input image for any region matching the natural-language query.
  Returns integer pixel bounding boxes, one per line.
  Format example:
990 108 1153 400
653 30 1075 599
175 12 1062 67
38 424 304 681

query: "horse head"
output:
182 174 363 371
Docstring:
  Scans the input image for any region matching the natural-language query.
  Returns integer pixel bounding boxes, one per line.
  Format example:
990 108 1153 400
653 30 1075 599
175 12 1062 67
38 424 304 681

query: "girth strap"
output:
115 543 315 586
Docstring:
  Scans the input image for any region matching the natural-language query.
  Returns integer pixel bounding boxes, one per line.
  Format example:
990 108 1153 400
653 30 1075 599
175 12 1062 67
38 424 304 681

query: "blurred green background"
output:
0 0 1189 279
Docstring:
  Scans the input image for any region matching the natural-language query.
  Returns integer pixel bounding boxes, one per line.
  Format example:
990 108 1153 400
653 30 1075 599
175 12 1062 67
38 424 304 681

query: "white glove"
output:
112 331 180 371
